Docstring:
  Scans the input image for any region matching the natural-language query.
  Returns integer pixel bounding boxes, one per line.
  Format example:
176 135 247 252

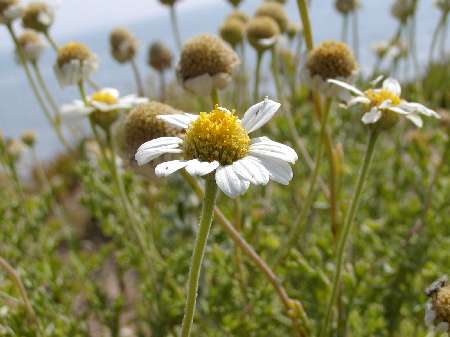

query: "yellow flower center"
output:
183 106 250 165
91 91 118 105
365 89 401 108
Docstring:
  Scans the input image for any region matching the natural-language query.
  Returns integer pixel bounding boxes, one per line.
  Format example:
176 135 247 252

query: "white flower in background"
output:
135 98 298 198
424 276 450 334
16 30 46 64
54 42 98 88
328 77 440 129
0 0 24 24
300 40 359 98
61 88 148 128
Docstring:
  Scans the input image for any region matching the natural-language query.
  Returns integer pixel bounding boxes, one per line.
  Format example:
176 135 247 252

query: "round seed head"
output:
21 130 37 147
335 0 360 14
16 29 45 63
227 10 249 24
255 2 288 32
124 102 181 159
306 40 358 81
434 286 450 326
228 0 243 7
0 0 23 23
0 0 17 13
56 41 94 68
286 21 301 40
148 41 172 72
220 18 245 47
109 27 138 63
246 16 280 52
183 106 250 165
391 0 415 23
22 1 54 33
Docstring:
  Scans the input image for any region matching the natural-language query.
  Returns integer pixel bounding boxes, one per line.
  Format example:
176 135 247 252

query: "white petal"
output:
215 165 250 198
241 98 281 133
232 156 270 185
183 73 213 96
119 95 148 107
257 156 293 185
361 108 382 124
155 160 189 177
405 113 423 128
102 88 120 99
387 107 409 115
327 79 365 96
382 78 401 96
157 113 199 129
370 75 384 86
378 100 392 109
249 137 298 164
347 96 370 107
400 102 441 118
135 137 183 165
185 160 219 176
60 100 93 121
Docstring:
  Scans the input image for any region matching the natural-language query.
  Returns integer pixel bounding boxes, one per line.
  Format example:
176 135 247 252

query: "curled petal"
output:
241 98 281 133
327 79 365 97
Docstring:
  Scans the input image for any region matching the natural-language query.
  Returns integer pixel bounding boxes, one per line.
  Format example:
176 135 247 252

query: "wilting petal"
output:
215 165 250 198
249 137 298 164
347 96 370 107
241 98 281 133
231 156 270 185
185 159 220 176
361 108 382 124
400 102 441 118
327 79 365 96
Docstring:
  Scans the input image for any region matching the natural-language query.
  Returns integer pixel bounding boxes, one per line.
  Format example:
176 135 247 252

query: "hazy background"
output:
0 0 442 158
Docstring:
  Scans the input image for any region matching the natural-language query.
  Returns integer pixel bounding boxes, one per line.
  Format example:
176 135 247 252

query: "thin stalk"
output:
352 11 360 61
7 24 71 152
319 130 379 337
159 70 166 101
169 4 182 51
0 256 43 335
253 51 263 101
44 31 58 52
180 175 218 337
31 61 60 117
296 0 314 51
211 88 220 106
341 14 349 43
233 197 247 297
181 171 309 337
130 58 145 96
277 98 332 261
440 14 448 58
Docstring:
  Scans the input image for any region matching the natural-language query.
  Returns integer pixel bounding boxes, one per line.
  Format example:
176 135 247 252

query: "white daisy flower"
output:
0 0 24 24
425 276 450 334
61 88 148 128
15 30 46 64
328 77 440 129
54 42 98 88
135 98 298 198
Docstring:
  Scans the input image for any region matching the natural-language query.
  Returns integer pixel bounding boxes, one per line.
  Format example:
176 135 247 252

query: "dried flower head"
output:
21 130 37 147
22 1 54 33
335 0 360 15
255 2 288 32
54 41 98 87
148 41 172 72
109 27 138 64
391 0 415 23
246 16 280 52
177 34 240 96
220 18 245 47
0 0 23 24
124 102 181 160
425 276 450 334
301 41 358 97
16 29 46 63
5 138 24 160
227 10 249 24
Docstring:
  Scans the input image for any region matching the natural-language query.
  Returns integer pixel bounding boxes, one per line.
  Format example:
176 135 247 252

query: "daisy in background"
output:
61 88 148 129
328 77 440 129
135 98 298 198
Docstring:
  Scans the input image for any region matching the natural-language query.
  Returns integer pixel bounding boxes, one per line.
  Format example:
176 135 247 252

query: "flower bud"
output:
255 1 288 33
246 16 280 52
16 30 46 64
220 18 245 47
21 130 37 147
148 41 172 72
109 27 138 64
22 1 54 33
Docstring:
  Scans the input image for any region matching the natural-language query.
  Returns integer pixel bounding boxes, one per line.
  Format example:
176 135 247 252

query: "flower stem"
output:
180 175 218 337
341 14 349 43
181 171 309 337
296 0 314 51
0 256 43 335
319 130 379 337
169 4 182 52
211 88 220 106
352 11 360 61
159 70 166 102
253 51 263 101
7 24 71 152
31 61 60 117
44 31 59 52
130 58 145 96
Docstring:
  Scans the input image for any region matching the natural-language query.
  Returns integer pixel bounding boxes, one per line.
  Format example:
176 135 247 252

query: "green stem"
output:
352 11 360 61
180 175 218 337
319 130 379 337
277 98 331 260
211 89 220 106
31 62 60 116
44 31 59 52
130 58 145 96
296 0 314 51
169 4 182 52
341 14 349 43
253 51 263 101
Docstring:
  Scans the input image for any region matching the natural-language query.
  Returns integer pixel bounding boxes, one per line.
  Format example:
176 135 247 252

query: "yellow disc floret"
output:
183 106 250 165
365 89 401 108
57 42 93 67
89 90 119 129
91 90 118 105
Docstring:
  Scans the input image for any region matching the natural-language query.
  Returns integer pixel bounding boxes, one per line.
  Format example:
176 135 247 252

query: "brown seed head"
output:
22 2 53 32
109 27 138 63
148 41 172 71
255 2 288 32
246 16 279 51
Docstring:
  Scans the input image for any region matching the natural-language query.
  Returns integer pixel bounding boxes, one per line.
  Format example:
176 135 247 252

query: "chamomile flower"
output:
329 77 440 129
135 98 298 198
425 276 450 334
54 42 98 88
22 1 55 33
0 0 23 24
16 30 46 64
61 88 148 129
